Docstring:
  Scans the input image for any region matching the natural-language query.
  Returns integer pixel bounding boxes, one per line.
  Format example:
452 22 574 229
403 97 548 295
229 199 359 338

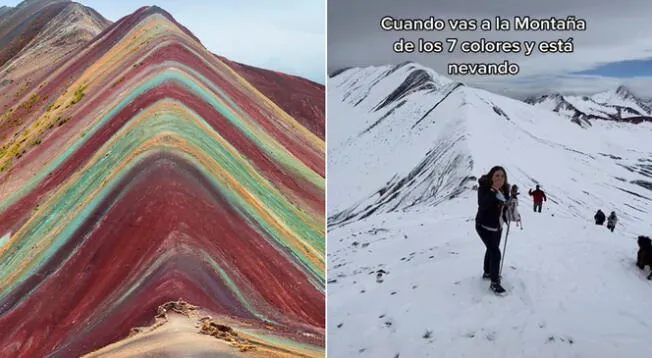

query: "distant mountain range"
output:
525 86 652 127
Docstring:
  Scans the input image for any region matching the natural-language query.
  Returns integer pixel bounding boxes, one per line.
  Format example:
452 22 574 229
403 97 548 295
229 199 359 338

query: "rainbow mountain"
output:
0 1 325 357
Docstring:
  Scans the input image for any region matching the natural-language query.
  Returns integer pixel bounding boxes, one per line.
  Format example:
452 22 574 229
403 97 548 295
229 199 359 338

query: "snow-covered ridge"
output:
332 62 454 110
328 62 652 231
328 63 472 227
525 85 652 127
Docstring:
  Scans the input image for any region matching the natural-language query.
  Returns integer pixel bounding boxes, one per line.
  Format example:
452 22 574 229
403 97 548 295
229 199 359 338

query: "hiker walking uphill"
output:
475 166 510 294
528 185 547 213
594 209 606 225
607 211 618 232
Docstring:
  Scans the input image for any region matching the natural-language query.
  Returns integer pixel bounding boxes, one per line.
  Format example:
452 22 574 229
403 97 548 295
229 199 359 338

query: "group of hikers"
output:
594 209 618 232
474 165 625 293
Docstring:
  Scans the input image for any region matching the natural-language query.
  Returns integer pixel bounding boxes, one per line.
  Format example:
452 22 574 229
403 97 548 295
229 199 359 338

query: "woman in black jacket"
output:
475 166 510 293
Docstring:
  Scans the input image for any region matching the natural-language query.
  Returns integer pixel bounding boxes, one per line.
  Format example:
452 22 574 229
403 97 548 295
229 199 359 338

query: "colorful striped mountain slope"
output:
0 2 324 357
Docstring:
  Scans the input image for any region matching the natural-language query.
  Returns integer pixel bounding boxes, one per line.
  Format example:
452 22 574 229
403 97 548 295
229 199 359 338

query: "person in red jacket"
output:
528 185 547 213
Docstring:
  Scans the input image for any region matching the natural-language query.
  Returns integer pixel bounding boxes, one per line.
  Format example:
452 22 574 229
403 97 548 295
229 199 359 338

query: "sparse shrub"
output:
70 83 87 106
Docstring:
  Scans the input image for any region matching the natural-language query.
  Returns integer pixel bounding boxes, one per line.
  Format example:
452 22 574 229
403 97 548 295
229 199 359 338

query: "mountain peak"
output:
0 6 11 17
394 60 417 69
15 0 67 9
330 62 455 112
329 66 353 78
615 85 636 99
525 86 652 125
0 0 110 79
391 60 440 76
381 61 453 88
143 5 172 18
129 5 201 45
524 93 562 104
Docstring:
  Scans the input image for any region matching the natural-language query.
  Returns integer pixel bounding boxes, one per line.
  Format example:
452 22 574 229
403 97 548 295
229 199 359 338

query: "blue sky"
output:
1 0 325 84
573 59 652 78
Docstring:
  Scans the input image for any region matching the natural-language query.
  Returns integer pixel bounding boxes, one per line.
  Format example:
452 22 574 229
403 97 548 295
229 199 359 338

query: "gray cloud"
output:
328 0 652 97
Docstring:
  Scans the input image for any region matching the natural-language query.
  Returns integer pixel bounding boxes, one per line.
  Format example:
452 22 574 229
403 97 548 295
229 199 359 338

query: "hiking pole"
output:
500 220 511 278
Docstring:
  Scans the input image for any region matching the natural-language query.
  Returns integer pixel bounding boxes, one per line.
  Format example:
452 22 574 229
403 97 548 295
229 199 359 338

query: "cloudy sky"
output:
328 0 652 98
1 0 325 84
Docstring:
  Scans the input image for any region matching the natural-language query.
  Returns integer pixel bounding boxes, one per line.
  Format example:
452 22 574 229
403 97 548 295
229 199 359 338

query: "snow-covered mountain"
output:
525 86 652 127
327 62 652 357
328 62 652 228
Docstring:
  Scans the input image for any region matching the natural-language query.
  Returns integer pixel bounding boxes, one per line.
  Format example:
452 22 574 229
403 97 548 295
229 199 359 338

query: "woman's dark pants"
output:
476 224 502 283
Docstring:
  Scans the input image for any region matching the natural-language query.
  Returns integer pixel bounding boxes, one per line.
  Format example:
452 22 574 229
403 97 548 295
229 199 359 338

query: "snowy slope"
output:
327 63 652 357
327 201 652 358
525 86 652 127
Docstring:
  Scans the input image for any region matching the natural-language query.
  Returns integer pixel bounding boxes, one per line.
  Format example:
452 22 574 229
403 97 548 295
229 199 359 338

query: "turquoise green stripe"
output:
0 67 323 214
0 106 323 301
